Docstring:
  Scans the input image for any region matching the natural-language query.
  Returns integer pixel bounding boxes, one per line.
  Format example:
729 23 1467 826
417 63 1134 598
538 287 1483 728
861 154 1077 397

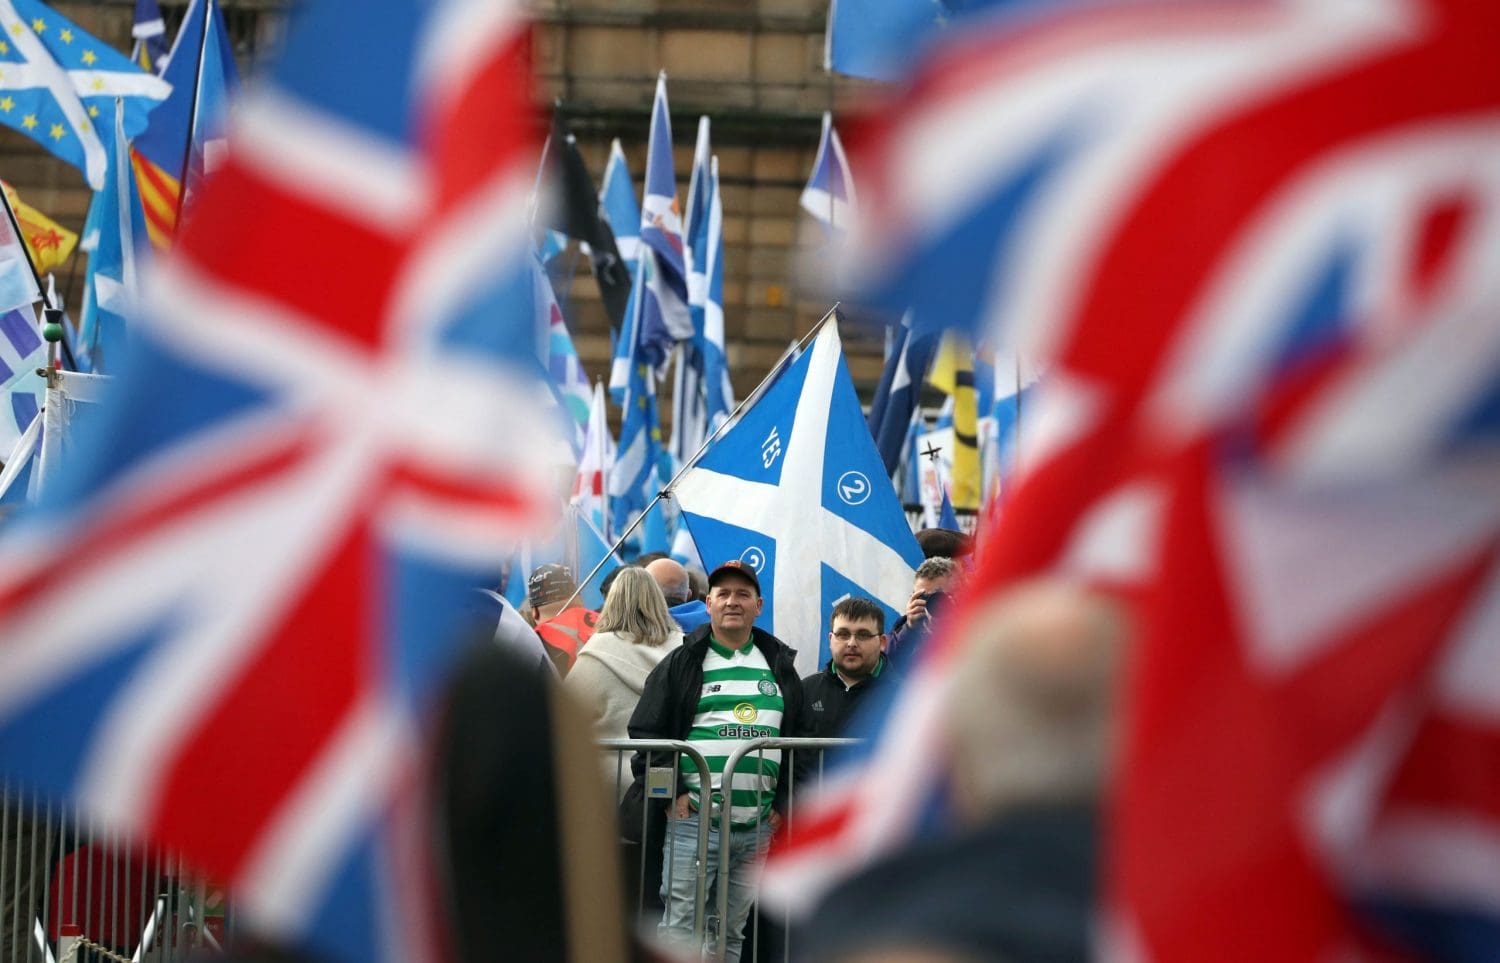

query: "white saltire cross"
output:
674 323 917 676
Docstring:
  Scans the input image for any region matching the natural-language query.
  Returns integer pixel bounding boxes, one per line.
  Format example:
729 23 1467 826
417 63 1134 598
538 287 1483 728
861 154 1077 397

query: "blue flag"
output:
599 138 640 276
826 0 1033 81
0 0 170 190
78 102 150 374
0 307 44 451
801 111 855 230
675 322 922 675
670 116 714 464
608 260 665 527
701 156 734 430
636 73 692 371
131 0 167 73
868 316 938 477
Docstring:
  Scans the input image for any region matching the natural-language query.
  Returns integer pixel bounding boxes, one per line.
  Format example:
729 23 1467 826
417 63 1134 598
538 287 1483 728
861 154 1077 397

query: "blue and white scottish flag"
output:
0 0 170 190
599 138 640 276
0 307 44 452
675 321 922 675
636 72 692 371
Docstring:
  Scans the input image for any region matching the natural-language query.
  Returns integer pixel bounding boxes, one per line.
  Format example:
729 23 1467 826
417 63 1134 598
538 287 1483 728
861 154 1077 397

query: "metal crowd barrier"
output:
597 736 859 961
0 785 222 963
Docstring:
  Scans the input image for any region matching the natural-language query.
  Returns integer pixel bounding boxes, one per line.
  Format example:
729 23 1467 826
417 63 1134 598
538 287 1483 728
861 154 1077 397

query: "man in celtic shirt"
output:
628 559 807 962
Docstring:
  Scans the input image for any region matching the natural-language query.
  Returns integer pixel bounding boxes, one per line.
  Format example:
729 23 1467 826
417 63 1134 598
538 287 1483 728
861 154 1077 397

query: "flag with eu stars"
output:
0 0 170 191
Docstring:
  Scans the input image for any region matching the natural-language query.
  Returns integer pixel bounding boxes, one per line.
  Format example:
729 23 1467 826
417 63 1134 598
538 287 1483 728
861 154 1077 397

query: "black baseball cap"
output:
527 563 577 608
707 560 761 595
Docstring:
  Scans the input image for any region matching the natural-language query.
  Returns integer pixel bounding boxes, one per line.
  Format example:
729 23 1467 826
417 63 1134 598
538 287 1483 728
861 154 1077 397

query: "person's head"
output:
630 551 670 568
915 527 972 561
644 558 691 607
828 597 886 683
913 556 959 598
686 567 708 603
594 567 678 648
946 580 1126 823
705 561 763 644
527 563 578 623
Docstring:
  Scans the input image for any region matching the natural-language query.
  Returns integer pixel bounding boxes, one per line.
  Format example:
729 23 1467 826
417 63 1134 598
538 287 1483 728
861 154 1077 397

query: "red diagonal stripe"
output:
149 515 377 879
1381 712 1500 824
0 427 316 622
425 30 536 216
174 159 405 352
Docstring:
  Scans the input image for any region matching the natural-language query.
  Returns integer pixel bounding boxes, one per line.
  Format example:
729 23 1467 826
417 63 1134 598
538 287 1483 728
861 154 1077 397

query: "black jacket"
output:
800 654 896 739
626 623 806 815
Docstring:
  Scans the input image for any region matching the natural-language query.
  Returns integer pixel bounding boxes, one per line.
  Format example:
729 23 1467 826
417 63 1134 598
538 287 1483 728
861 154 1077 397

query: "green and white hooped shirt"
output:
681 635 785 828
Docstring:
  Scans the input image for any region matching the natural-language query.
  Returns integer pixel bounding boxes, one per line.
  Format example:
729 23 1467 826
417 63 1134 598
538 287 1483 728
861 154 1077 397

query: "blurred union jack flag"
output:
765 1 1500 959
0 1 554 960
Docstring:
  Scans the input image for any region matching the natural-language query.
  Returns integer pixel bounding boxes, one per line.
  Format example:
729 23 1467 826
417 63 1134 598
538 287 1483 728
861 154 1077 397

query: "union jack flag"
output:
764 1 1500 958
0 2 555 961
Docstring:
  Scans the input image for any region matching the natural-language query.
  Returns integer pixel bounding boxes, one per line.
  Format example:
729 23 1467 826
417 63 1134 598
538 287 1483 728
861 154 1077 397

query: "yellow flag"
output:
927 331 980 511
1 181 78 274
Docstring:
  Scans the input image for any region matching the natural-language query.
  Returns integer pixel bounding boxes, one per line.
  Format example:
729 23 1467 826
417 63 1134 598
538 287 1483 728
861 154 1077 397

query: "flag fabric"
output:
0 406 39 507
670 116 713 465
674 321 922 675
546 126 632 332
599 137 641 277
0 188 40 315
131 0 167 73
701 155 734 431
0 4 556 963
78 101 149 375
635 72 692 371
131 0 238 249
571 381 614 536
0 307 44 451
536 250 591 452
765 8 1500 962
936 486 958 531
2 181 76 273
866 315 937 478
801 111 856 230
608 259 666 528
824 0 1033 82
926 331 979 509
0 0 170 191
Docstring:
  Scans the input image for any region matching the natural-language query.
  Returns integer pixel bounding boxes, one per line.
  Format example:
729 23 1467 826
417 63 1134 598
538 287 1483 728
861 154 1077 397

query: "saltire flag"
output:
1 180 76 273
0 3 559 962
800 111 856 230
78 101 150 375
545 123 632 332
535 249 590 452
608 258 666 530
765 6 1500 963
674 321 922 676
866 313 937 478
0 0 161 190
599 137 641 277
130 0 238 249
571 380 614 536
701 155 734 431
926 331 978 509
636 72 692 371
670 116 713 464
132 0 167 74
0 307 43 450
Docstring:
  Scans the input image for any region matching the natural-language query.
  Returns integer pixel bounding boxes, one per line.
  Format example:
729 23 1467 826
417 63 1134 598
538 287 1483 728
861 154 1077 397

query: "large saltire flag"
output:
675 321 922 676
0 2 558 962
0 0 170 190
131 0 237 249
765 6 1500 963
635 72 692 371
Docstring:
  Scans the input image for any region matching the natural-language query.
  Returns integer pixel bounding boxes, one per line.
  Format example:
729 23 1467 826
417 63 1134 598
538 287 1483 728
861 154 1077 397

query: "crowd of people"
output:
478 529 976 961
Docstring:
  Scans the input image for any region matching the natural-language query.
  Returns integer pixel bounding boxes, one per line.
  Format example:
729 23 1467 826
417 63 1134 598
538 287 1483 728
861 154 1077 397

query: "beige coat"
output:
565 627 684 799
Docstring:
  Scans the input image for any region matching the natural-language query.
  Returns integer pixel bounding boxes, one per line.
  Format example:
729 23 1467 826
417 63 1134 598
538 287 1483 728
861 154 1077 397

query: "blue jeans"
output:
659 810 769 962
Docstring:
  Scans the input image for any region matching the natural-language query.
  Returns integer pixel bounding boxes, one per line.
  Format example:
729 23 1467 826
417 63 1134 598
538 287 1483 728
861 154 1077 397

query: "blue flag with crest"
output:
674 322 921 675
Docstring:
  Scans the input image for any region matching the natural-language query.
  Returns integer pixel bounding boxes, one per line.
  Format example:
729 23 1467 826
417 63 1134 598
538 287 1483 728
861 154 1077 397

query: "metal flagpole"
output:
558 302 841 611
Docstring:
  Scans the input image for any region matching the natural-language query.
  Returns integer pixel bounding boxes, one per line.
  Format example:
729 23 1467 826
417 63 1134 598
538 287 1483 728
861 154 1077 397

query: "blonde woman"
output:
566 566 684 798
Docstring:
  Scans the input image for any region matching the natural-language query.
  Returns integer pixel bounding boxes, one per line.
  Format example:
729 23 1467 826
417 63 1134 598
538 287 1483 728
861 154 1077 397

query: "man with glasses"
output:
802 597 899 738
